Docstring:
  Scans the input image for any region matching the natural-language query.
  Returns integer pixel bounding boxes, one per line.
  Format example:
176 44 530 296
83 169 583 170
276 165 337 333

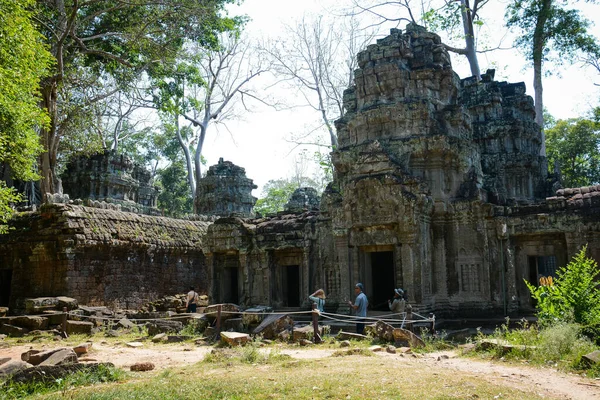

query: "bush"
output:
526 246 600 327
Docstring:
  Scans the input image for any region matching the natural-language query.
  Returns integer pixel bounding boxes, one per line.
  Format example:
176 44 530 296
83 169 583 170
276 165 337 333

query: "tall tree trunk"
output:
174 117 195 198
460 0 481 79
532 0 552 157
192 123 208 213
39 82 59 200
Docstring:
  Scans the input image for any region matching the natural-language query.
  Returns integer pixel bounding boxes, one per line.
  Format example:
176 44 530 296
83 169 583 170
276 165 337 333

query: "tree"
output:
157 159 194 217
350 0 492 78
0 0 52 231
153 32 271 206
506 0 600 154
268 15 374 149
34 0 239 198
545 116 600 187
254 179 298 215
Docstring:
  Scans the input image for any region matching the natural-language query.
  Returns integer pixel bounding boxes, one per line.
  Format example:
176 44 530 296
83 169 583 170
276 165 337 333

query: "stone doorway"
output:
528 255 558 286
0 269 11 307
365 251 396 311
213 253 241 304
282 265 300 307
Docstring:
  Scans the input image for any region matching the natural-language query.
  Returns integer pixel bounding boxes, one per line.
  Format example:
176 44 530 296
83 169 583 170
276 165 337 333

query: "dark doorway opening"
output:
0 270 11 307
224 267 239 304
370 251 395 310
283 265 300 307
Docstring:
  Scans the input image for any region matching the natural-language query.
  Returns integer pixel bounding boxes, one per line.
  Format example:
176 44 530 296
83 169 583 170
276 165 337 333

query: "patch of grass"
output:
0 364 125 400
469 319 600 376
36 352 547 400
202 345 291 366
331 347 374 357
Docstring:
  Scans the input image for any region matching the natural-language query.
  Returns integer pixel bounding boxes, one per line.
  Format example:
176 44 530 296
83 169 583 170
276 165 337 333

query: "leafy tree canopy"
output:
545 114 600 187
0 0 52 232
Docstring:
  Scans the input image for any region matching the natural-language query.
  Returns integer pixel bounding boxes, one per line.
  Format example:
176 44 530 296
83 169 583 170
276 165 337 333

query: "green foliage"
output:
254 179 298 215
526 246 600 326
506 0 600 66
0 364 125 399
157 160 194 217
0 0 52 229
0 184 22 234
545 117 600 187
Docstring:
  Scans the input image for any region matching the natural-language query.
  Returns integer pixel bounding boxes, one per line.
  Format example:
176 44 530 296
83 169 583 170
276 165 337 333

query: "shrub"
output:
526 246 600 327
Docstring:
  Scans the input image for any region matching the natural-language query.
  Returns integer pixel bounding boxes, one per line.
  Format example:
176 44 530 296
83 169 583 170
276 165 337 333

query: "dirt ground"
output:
1 342 599 399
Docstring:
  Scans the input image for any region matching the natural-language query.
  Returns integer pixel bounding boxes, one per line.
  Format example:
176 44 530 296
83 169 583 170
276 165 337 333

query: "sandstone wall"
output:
0 204 210 311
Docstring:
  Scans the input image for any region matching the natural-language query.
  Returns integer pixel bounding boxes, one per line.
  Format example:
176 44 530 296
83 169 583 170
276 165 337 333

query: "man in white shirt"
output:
186 287 199 313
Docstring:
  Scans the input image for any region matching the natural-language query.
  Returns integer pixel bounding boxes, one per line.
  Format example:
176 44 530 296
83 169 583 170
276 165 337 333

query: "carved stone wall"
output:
0 204 210 311
61 151 159 214
195 158 257 218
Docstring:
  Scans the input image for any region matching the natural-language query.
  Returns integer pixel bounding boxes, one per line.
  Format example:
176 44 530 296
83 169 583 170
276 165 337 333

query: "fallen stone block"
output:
39 348 78 366
24 348 67 365
0 324 29 337
365 320 395 342
0 307 8 317
42 311 65 325
386 345 397 354
299 339 313 346
253 314 293 340
336 331 368 341
582 350 600 366
11 316 49 331
0 357 11 366
130 362 155 372
340 340 351 347
223 318 244 332
476 339 536 354
146 320 183 336
73 342 92 356
392 328 425 348
151 333 167 343
292 324 324 342
242 306 273 326
166 335 191 343
66 320 94 335
0 360 32 379
369 345 383 352
56 297 78 311
126 342 144 348
220 331 250 346
117 318 136 330
24 297 60 314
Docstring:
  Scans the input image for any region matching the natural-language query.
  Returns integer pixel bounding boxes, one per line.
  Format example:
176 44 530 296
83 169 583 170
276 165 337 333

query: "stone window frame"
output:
456 256 483 294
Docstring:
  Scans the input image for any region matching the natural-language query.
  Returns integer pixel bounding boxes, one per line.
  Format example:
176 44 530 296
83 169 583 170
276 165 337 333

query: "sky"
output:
198 0 600 196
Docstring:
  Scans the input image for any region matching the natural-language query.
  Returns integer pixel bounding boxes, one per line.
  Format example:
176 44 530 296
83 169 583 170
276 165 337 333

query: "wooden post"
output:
406 307 413 332
61 307 68 338
215 304 222 339
312 303 322 344
429 313 436 334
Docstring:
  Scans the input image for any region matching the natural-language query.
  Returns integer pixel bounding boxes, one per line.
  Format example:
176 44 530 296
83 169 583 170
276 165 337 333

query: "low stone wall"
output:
0 204 210 312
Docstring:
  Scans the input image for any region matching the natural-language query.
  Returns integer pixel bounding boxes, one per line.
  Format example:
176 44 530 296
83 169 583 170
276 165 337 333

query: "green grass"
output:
0 364 125 400
33 352 546 400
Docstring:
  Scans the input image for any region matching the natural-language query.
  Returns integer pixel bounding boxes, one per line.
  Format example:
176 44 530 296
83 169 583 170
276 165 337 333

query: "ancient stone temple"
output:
2 25 600 318
195 158 257 218
61 151 159 213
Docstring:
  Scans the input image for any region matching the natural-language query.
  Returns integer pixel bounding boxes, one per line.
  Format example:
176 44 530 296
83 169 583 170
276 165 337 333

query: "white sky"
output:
199 0 600 196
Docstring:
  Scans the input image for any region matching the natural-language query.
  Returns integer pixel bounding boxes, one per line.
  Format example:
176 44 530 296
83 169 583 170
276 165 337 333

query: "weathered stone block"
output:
252 314 293 340
11 316 49 331
0 360 32 379
392 328 425 348
220 331 250 346
204 303 241 322
66 320 94 335
0 324 29 337
39 348 78 366
146 320 183 336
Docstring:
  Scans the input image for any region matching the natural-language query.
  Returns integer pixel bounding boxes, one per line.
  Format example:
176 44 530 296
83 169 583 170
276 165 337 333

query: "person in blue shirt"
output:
309 288 326 312
348 283 368 334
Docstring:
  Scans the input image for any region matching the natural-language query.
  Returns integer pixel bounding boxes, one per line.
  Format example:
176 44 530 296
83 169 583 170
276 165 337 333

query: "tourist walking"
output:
388 288 406 317
348 283 368 335
186 287 199 313
309 288 326 312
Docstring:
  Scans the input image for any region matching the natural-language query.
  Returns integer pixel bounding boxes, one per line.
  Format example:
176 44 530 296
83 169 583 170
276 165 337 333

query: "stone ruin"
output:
1 25 599 320
61 150 160 214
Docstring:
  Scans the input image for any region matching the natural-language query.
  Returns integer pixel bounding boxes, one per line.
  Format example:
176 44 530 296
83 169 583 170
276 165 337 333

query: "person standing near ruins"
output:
309 289 326 312
348 283 368 334
388 288 406 317
186 287 199 313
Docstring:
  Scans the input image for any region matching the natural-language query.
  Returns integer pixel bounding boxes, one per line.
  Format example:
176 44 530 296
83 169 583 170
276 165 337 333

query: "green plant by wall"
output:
526 246 600 327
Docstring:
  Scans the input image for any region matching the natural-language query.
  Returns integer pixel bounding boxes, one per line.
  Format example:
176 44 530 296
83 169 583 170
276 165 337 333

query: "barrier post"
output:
215 304 222 338
312 303 322 344
406 307 413 332
429 313 436 334
61 307 68 338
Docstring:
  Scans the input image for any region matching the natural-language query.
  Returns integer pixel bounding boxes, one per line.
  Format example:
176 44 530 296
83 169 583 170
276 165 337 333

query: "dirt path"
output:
2 343 599 399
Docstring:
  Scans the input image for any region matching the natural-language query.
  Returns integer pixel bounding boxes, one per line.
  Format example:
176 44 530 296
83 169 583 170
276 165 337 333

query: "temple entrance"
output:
214 253 240 304
0 270 11 306
282 265 300 307
363 250 395 311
